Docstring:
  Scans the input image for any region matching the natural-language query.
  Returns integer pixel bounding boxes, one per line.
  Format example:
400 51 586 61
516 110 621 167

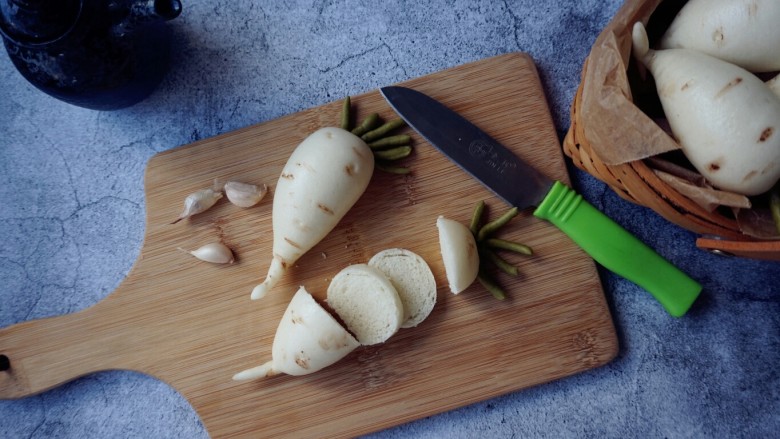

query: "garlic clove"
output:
224 181 268 208
172 188 223 224
180 242 235 264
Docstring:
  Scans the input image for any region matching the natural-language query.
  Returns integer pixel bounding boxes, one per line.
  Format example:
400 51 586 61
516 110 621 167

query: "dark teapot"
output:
0 0 182 110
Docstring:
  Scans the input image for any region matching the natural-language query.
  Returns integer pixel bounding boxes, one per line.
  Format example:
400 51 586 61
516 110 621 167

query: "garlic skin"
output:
181 243 235 264
224 181 267 208
172 188 223 224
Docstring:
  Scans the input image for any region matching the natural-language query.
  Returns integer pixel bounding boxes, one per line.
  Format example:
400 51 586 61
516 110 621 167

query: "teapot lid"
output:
0 0 80 44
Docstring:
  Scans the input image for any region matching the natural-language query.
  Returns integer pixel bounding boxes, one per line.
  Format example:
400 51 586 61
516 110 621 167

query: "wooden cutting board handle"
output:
0 284 150 399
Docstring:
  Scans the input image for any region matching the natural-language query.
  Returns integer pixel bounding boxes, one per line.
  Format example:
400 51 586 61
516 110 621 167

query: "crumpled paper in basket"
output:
578 0 676 166
580 32 681 165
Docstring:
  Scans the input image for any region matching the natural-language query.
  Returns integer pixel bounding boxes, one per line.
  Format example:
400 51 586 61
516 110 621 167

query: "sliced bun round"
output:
368 248 436 328
327 264 403 345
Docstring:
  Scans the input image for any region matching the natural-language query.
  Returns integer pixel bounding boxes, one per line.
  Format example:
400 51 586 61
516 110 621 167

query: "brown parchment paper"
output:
579 0 679 165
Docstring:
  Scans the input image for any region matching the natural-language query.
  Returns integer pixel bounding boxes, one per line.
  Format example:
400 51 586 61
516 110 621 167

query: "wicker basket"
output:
563 0 780 260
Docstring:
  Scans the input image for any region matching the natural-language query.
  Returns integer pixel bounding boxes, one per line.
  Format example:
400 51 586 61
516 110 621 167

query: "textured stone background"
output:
1 1 778 438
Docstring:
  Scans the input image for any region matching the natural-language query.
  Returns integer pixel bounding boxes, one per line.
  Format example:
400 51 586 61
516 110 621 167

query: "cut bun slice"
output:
437 216 479 294
233 286 360 380
368 248 436 328
327 264 403 345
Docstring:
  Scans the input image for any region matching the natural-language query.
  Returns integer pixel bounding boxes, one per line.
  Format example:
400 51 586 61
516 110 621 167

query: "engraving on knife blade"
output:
469 139 517 177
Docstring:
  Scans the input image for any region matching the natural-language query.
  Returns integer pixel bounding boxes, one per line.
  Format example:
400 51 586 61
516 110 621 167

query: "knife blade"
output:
380 85 701 317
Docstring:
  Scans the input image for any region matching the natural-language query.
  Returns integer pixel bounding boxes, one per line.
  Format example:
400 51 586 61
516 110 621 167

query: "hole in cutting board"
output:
0 354 9 371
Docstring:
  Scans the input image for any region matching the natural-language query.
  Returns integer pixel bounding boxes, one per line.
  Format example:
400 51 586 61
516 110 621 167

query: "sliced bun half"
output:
327 264 403 345
436 216 479 294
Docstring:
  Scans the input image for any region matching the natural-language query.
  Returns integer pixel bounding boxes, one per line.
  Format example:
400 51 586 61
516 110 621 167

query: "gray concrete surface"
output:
1 1 778 438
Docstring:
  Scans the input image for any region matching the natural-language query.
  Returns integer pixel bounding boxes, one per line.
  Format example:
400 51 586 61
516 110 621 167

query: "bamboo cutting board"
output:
0 53 618 438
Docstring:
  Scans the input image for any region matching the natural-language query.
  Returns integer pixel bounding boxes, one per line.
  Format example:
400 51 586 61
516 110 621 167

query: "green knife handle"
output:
533 181 702 317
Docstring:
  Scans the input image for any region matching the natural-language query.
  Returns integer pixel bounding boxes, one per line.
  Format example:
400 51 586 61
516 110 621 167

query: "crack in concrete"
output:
500 0 523 50
26 395 47 439
3 196 142 224
318 42 407 78
115 134 165 156
24 117 84 213
3 194 140 322
51 144 82 211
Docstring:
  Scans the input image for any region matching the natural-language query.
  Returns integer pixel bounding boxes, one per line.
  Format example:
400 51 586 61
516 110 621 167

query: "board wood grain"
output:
0 53 618 438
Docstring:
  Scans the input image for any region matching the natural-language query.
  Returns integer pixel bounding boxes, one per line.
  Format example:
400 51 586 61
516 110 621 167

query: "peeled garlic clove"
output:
172 188 223 224
224 181 267 208
181 242 234 264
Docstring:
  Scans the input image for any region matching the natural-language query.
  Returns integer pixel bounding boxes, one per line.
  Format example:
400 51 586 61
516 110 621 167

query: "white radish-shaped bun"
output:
436 216 479 294
368 248 436 328
326 264 403 345
633 22 780 196
767 74 780 99
659 0 780 72
233 286 360 380
252 127 374 299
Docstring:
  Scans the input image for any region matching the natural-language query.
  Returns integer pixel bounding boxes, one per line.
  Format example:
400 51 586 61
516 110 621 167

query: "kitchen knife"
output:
380 85 701 317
